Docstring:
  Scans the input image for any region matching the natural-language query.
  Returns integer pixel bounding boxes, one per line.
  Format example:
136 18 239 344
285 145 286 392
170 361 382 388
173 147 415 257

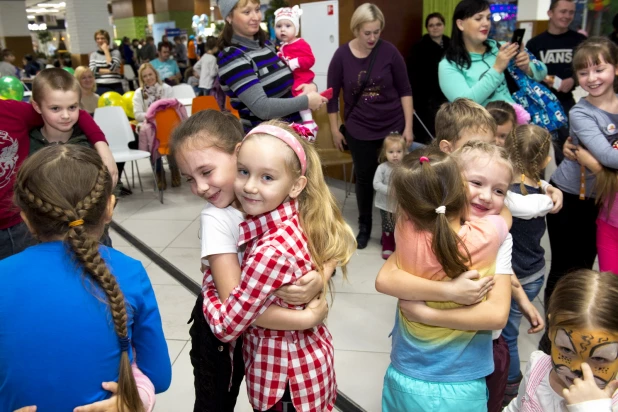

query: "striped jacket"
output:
217 34 303 132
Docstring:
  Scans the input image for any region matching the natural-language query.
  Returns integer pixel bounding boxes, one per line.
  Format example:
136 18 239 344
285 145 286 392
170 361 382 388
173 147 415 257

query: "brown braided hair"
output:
504 124 551 195
13 145 142 412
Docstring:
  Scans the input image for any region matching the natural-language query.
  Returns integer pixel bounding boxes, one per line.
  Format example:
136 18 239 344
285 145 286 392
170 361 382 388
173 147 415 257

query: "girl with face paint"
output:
504 269 618 411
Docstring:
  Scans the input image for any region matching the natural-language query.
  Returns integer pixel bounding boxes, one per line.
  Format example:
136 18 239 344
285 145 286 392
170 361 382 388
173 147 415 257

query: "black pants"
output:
254 386 295 412
188 294 245 412
539 185 598 352
344 130 384 226
116 140 140 180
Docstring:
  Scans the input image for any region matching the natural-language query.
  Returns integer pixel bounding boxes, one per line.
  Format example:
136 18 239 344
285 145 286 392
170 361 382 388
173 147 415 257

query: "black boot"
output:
356 223 371 249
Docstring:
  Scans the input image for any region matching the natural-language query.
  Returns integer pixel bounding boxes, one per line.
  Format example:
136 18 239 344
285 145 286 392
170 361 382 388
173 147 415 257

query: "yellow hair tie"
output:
68 219 84 228
521 173 526 182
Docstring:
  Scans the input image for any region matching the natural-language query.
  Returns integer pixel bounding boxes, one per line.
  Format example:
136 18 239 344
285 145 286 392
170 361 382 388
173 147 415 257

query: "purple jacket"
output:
138 98 188 162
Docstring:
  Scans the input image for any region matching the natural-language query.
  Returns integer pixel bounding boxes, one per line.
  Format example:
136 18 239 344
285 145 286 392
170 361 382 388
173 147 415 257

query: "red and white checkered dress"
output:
202 201 336 412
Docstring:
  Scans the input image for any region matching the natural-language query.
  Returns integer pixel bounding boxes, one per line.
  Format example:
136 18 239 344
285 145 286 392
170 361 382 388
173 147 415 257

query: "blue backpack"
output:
506 50 568 133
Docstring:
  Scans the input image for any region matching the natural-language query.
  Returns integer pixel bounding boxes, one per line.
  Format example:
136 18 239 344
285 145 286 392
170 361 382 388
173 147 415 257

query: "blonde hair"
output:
379 133 407 163
74 66 97 93
504 124 551 195
244 120 357 293
350 3 385 35
137 63 162 88
434 98 497 144
549 269 618 334
452 140 514 186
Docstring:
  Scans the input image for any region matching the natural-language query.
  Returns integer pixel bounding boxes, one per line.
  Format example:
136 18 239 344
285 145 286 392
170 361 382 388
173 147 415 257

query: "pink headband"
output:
244 124 313 175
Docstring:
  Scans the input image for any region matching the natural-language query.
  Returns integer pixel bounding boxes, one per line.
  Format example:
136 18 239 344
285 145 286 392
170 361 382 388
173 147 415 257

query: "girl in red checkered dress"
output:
170 111 337 412
200 120 356 412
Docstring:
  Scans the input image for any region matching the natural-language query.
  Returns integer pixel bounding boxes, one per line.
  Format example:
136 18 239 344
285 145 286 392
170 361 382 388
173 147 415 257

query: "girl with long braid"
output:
0 145 171 411
501 124 554 404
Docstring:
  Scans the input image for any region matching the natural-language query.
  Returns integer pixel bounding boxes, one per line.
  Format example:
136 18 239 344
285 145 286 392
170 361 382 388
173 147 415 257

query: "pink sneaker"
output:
381 232 395 260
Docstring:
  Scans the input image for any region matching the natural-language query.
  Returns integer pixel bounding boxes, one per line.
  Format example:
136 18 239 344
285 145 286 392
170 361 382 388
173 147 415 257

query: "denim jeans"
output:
0 221 35 261
502 272 545 382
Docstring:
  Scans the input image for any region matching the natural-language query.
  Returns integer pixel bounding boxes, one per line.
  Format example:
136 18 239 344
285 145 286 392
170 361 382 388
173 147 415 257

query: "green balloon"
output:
0 76 24 101
63 67 75 75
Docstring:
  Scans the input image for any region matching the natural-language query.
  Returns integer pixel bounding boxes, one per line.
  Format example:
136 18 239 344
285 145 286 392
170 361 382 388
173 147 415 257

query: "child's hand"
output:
399 299 429 322
446 270 494 305
275 270 323 306
303 294 329 328
563 363 618 405
519 299 544 334
545 185 563 214
563 136 577 161
574 145 603 175
13 407 36 412
73 382 122 412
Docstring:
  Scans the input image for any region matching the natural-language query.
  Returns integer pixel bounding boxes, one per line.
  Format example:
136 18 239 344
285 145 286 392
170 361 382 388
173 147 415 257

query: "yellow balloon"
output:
0 95 6 100
98 92 124 108
122 91 135 119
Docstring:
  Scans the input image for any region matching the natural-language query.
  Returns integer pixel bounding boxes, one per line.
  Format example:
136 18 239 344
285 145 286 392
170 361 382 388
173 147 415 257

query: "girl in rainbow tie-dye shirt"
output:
376 146 513 411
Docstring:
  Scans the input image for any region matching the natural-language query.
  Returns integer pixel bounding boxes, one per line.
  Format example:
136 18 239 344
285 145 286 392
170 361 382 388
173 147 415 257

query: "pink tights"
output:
597 218 618 274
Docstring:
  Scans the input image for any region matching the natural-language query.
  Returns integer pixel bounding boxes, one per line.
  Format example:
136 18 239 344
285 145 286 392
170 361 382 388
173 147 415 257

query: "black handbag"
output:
339 40 382 147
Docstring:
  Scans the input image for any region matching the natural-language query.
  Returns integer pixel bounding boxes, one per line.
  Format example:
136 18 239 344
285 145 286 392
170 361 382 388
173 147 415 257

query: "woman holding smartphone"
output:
438 0 546 106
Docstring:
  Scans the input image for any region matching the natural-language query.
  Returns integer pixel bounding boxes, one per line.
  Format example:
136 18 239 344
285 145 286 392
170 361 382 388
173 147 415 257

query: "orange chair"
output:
225 96 240 119
154 107 182 203
191 95 220 114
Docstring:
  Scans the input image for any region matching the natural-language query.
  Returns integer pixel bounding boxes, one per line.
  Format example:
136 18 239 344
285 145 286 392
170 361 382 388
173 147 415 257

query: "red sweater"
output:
0 100 107 230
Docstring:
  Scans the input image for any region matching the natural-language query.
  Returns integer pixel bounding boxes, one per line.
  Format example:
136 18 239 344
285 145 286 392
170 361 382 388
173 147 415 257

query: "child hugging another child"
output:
274 6 319 134
505 269 618 411
171 111 336 412
373 133 406 259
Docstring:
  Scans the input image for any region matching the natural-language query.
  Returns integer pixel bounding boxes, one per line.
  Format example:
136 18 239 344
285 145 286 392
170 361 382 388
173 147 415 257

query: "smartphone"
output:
511 28 526 47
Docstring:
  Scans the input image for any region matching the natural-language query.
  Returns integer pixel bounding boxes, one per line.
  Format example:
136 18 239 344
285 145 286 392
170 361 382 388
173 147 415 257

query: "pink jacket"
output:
138 98 188 162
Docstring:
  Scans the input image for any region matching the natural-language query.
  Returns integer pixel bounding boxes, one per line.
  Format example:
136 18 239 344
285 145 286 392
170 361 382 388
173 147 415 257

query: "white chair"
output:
172 84 196 99
123 64 138 90
94 106 157 195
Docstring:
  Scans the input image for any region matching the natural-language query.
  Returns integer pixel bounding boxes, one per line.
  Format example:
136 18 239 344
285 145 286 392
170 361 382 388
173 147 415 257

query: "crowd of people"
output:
1 0 618 411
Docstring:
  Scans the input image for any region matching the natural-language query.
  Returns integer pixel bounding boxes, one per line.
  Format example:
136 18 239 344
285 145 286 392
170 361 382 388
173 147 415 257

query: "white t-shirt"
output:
200 203 245 267
493 232 514 340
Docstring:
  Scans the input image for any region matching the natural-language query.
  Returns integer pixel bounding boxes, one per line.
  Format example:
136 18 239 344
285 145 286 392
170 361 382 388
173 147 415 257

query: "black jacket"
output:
407 34 450 112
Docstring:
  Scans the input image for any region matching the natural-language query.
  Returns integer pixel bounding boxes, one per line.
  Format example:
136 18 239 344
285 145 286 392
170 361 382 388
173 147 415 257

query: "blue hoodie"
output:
438 39 546 106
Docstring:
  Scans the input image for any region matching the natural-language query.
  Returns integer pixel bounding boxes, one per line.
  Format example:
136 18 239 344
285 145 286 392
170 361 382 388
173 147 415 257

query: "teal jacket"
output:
438 40 547 106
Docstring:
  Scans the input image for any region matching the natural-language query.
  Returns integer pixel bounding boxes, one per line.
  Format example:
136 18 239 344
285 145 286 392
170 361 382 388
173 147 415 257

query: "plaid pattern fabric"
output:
202 201 336 411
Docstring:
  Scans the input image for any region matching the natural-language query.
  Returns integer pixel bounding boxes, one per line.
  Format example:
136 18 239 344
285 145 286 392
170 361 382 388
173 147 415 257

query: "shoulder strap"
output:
344 39 382 122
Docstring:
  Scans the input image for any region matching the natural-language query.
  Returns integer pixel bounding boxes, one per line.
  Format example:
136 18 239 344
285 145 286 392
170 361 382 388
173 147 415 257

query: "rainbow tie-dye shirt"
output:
390 215 508 382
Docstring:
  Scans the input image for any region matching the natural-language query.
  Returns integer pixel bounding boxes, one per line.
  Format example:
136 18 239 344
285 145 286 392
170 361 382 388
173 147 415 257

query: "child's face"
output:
461 153 510 220
176 144 238 209
495 121 513 147
234 136 304 216
275 19 296 43
385 142 404 164
550 327 618 389
34 89 79 134
576 57 618 99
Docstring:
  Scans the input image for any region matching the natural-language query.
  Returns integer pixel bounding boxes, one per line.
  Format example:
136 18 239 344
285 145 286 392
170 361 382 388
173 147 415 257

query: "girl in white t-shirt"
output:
170 110 332 412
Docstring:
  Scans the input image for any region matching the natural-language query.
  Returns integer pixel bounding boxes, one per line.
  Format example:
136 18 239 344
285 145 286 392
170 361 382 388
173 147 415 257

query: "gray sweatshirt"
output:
551 95 618 197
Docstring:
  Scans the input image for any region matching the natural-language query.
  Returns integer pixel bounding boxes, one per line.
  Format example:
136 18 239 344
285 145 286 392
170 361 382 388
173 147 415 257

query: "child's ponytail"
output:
391 150 470 278
14 145 142 412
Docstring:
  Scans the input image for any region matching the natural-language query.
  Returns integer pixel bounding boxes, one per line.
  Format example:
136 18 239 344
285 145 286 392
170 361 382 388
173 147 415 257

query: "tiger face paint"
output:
550 327 618 389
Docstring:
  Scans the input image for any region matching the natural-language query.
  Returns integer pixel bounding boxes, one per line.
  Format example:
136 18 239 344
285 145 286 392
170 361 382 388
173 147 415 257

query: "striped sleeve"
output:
109 49 121 72
217 47 261 97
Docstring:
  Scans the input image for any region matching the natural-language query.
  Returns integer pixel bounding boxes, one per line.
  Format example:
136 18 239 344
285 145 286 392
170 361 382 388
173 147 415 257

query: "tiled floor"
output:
109 154 569 412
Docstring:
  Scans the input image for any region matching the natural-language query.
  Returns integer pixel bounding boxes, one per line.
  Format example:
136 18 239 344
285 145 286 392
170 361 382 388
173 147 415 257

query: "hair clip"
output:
290 123 316 143
419 156 430 164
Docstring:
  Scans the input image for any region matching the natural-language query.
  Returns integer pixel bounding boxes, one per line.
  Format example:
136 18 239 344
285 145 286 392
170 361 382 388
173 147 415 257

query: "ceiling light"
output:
27 15 35 19
37 3 63 7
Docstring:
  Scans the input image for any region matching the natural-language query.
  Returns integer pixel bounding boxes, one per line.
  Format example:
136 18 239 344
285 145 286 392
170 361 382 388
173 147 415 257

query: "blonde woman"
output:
133 63 173 122
74 66 99 115
133 62 176 189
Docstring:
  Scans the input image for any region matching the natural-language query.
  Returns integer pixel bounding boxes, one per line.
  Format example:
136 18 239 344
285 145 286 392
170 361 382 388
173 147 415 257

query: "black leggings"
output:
344 130 384 226
539 186 598 352
188 294 245 412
